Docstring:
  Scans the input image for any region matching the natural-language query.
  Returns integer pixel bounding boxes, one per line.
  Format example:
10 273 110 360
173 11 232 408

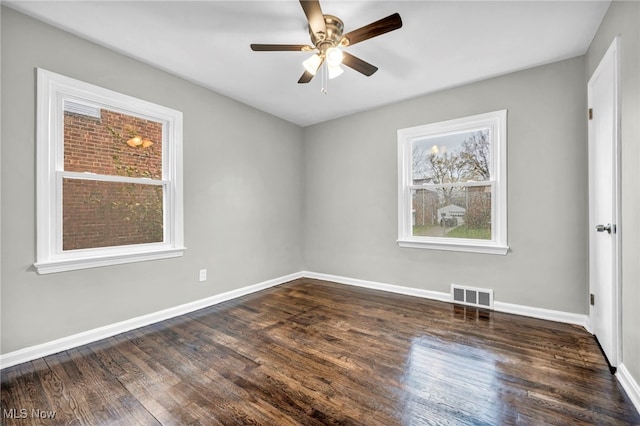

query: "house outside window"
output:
35 69 185 274
397 110 508 255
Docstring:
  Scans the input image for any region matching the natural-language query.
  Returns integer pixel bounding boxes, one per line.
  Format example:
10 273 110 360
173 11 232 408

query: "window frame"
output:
397 110 508 255
35 68 185 274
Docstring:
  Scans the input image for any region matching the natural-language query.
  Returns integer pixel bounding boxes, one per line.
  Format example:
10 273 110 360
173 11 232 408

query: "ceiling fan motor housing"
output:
310 15 344 52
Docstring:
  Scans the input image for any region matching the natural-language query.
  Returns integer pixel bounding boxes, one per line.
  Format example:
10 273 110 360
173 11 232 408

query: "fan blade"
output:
340 13 402 46
300 0 326 37
342 52 378 76
298 70 315 84
251 44 312 52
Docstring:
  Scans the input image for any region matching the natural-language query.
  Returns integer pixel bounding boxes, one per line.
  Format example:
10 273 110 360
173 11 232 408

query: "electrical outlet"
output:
199 269 207 282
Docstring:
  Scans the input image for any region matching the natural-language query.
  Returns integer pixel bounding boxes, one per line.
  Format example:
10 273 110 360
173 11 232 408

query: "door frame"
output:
587 36 622 369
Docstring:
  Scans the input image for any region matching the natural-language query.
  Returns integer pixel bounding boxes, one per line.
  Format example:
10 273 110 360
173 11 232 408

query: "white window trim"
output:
397 110 508 255
35 68 185 274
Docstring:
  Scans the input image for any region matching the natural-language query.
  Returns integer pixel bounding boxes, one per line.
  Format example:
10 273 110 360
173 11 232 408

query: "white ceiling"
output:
6 1 610 127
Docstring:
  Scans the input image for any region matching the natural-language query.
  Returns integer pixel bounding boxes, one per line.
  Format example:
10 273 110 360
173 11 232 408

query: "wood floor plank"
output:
2 278 639 425
65 346 159 425
41 351 98 424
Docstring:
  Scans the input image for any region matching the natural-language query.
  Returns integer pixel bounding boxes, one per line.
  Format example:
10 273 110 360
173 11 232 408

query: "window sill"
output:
34 247 186 274
397 239 509 255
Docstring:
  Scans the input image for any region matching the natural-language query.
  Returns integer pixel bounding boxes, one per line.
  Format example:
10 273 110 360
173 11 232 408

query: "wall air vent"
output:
451 284 494 309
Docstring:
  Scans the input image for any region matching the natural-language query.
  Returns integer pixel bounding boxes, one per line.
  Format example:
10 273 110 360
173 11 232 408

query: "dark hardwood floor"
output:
2 278 639 425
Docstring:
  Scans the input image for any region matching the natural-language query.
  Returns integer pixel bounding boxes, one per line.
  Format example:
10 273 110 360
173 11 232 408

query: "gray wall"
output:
1 7 303 354
303 56 589 314
586 0 640 389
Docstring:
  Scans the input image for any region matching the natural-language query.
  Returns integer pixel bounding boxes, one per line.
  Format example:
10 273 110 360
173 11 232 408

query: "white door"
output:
588 37 620 370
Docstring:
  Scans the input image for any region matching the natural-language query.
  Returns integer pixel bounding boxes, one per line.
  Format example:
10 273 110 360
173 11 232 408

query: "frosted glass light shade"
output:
303 54 322 75
328 64 344 79
326 47 344 66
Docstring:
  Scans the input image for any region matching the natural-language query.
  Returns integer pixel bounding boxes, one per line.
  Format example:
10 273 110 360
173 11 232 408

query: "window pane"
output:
412 129 491 184
412 185 491 240
64 102 162 179
63 178 163 250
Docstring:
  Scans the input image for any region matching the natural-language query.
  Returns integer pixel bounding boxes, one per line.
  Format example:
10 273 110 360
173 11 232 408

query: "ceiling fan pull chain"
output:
321 61 328 94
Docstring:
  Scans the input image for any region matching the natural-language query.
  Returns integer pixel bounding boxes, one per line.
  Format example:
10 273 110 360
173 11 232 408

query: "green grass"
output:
412 224 450 237
413 224 491 240
445 225 491 240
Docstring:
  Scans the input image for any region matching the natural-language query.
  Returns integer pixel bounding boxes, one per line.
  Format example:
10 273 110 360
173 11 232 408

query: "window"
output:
397 110 508 255
35 69 184 274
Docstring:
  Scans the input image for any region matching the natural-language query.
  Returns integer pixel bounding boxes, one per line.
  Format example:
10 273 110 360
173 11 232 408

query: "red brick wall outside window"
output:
63 109 164 250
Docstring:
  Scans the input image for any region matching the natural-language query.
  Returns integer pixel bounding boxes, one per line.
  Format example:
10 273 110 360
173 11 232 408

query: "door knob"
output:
596 223 614 234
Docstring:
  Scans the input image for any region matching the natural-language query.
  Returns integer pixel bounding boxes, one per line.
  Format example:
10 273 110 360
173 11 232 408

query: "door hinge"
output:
590 293 595 306
588 108 593 120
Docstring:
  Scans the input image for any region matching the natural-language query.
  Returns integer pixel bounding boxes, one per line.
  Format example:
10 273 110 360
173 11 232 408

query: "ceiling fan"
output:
250 0 402 84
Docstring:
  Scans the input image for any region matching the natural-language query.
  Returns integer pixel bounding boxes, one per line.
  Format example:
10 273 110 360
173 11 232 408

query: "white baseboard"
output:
617 363 640 414
302 271 590 329
0 272 303 370
301 271 451 302
0 270 591 370
493 301 590 330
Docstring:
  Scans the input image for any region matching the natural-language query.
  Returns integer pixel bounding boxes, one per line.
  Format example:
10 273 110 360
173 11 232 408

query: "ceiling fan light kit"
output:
250 0 402 91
